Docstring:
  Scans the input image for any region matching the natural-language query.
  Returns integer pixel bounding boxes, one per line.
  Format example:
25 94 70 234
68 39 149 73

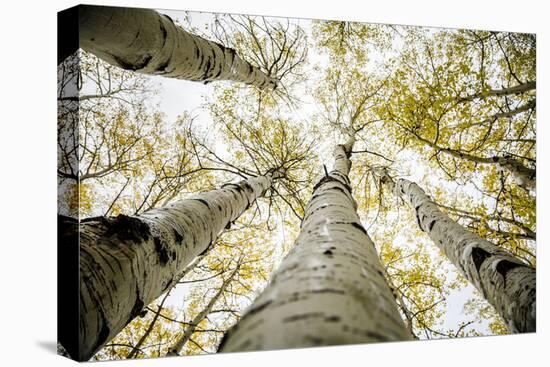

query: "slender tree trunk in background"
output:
414 133 536 191
126 257 199 359
459 81 536 102
72 171 280 361
126 289 172 359
475 99 535 127
218 136 411 352
497 156 536 192
168 264 240 356
436 203 536 240
381 174 536 333
75 5 278 90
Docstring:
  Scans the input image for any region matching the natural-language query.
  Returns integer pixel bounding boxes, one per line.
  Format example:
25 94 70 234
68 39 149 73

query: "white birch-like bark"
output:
218 137 411 352
460 81 536 102
415 133 536 192
167 265 240 356
76 171 280 360
78 5 278 90
381 175 536 333
497 156 536 192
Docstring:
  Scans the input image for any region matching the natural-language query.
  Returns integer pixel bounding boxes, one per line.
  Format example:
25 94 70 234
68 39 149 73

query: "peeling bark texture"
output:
168 265 240 356
219 136 411 353
78 5 278 90
76 172 279 361
382 175 536 333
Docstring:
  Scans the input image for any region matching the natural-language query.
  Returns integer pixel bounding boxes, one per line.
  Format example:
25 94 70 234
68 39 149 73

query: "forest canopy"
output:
57 6 536 361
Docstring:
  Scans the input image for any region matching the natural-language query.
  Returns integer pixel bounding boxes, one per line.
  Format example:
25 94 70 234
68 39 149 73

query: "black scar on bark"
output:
93 311 111 361
350 222 367 235
129 29 141 48
225 220 232 230
194 43 200 58
413 207 425 232
496 260 523 280
104 215 151 243
242 182 254 192
310 288 346 295
331 186 349 196
197 50 204 71
162 13 175 24
112 54 153 71
202 58 212 79
159 18 167 42
154 237 170 266
155 58 171 74
323 249 334 256
221 183 241 191
427 219 436 231
216 330 231 352
198 241 213 256
309 204 329 216
208 42 228 79
312 175 352 194
325 315 341 322
337 144 352 158
192 198 211 209
282 312 324 323
127 293 145 325
471 247 491 272
173 229 183 244
155 17 173 75
245 300 273 317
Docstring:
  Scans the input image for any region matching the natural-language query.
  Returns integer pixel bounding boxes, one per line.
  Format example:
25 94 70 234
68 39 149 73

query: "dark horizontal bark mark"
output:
111 53 153 71
191 198 211 209
312 175 352 194
283 312 324 323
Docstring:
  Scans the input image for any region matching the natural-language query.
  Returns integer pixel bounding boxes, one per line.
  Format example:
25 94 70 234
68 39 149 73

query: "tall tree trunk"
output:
168 264 240 356
412 132 536 191
436 203 536 240
71 171 280 361
474 99 535 126
381 174 536 333
75 5 278 90
459 81 536 102
218 137 411 352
